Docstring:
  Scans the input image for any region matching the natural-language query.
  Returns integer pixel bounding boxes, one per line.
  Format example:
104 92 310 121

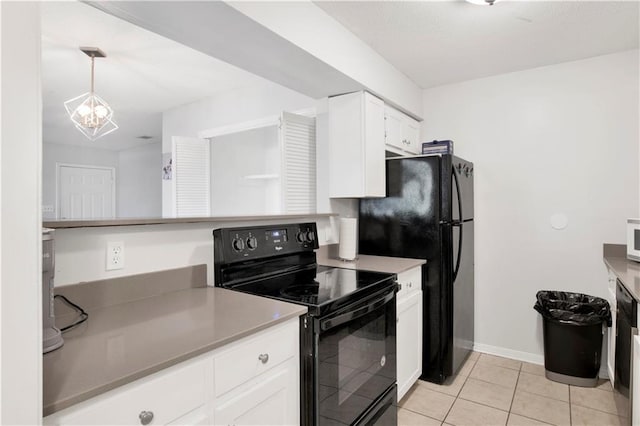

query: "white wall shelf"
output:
243 174 280 180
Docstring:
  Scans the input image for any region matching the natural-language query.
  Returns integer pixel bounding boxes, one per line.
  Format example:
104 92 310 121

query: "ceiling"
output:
42 1 639 151
41 2 265 151
315 0 640 89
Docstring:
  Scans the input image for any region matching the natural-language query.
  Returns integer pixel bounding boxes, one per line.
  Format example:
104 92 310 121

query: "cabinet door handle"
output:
139 411 154 425
258 353 269 364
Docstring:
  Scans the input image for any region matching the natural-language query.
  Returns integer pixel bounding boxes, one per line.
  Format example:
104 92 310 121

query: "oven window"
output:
635 229 640 251
338 313 387 404
318 294 396 425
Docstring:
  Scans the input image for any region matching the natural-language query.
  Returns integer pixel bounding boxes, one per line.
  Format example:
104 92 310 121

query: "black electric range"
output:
214 223 398 426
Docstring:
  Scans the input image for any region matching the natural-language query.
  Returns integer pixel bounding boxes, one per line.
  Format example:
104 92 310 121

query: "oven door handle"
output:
319 287 396 332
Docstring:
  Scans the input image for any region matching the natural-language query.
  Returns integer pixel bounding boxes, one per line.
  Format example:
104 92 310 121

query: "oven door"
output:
314 285 397 426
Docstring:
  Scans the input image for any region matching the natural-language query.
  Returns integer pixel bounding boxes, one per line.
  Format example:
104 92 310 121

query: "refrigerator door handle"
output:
452 222 463 283
452 165 463 283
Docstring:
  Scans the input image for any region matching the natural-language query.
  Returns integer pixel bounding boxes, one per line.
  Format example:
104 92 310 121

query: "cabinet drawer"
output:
397 267 421 300
45 358 209 425
214 320 298 397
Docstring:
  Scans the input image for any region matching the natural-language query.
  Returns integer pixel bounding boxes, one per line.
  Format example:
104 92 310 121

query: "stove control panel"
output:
214 222 319 264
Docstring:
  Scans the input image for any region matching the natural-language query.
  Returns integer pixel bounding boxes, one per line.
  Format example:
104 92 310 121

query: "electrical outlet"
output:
106 241 125 271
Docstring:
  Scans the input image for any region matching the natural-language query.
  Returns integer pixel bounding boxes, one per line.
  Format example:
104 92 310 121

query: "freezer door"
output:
452 220 475 373
359 155 442 259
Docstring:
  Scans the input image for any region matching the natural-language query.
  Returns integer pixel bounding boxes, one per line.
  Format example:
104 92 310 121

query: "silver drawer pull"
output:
258 353 269 364
139 411 154 425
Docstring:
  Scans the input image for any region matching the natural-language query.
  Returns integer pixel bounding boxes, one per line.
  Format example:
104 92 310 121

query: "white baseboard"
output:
473 343 545 365
472 343 610 379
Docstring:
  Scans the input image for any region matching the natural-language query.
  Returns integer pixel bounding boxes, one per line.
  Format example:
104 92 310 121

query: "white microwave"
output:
627 219 640 262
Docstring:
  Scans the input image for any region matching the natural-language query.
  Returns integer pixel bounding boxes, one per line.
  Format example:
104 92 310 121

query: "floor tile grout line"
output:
463 375 518 393
505 364 523 425
456 395 511 414
398 405 444 424
568 384 572 426
569 400 628 419
441 356 478 424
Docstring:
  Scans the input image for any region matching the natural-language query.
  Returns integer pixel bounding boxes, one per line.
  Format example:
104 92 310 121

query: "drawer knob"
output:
139 411 154 425
258 353 269 364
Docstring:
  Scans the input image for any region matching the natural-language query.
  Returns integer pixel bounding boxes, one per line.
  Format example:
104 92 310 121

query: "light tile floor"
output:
398 352 628 426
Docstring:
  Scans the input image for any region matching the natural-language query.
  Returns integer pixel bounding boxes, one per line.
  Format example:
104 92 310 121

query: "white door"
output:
57 164 115 219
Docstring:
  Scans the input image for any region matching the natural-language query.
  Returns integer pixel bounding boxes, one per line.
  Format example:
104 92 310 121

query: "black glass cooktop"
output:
227 266 396 316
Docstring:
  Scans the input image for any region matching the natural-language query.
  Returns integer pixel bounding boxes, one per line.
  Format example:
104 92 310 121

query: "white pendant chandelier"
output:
64 47 118 141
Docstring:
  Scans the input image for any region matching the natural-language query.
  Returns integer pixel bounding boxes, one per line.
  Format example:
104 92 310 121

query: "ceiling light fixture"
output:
64 47 118 141
466 0 501 5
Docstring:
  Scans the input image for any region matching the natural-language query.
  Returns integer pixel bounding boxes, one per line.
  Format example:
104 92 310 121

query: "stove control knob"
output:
296 231 306 243
306 230 316 242
246 236 258 250
232 238 245 252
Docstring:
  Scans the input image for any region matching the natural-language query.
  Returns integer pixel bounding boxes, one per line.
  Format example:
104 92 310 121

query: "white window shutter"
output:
172 136 210 217
280 112 316 213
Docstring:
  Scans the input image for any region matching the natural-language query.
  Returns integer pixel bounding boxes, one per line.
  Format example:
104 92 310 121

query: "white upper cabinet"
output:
328 91 386 198
384 105 420 155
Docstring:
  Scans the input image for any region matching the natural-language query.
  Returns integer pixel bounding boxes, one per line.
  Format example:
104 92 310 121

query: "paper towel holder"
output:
338 217 358 261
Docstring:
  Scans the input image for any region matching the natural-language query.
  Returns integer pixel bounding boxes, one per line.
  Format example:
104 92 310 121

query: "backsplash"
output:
52 215 344 287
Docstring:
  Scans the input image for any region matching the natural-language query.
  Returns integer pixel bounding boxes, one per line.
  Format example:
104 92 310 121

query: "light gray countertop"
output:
43 284 306 416
603 243 640 301
316 245 425 274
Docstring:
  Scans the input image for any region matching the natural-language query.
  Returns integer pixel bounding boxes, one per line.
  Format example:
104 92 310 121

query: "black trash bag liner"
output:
534 291 612 327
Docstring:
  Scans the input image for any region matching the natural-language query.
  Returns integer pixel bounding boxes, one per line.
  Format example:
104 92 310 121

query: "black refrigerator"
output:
359 154 474 384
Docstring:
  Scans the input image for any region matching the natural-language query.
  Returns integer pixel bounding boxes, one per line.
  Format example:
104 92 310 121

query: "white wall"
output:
53 216 339 287
1 2 42 423
210 126 281 216
422 50 640 363
118 142 162 218
162 82 315 217
42 143 119 219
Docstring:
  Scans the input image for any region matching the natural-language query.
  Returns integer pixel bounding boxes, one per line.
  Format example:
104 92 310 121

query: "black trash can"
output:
534 291 612 387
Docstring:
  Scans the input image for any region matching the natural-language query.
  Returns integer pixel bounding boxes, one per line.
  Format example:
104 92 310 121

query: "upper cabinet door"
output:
384 105 404 151
402 116 421 155
172 136 211 218
328 91 385 198
280 112 317 214
384 105 421 155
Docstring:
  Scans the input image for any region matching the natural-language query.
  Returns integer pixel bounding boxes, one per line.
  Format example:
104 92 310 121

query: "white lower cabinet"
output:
44 318 299 426
44 357 211 426
396 266 423 401
213 359 298 425
167 406 211 426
